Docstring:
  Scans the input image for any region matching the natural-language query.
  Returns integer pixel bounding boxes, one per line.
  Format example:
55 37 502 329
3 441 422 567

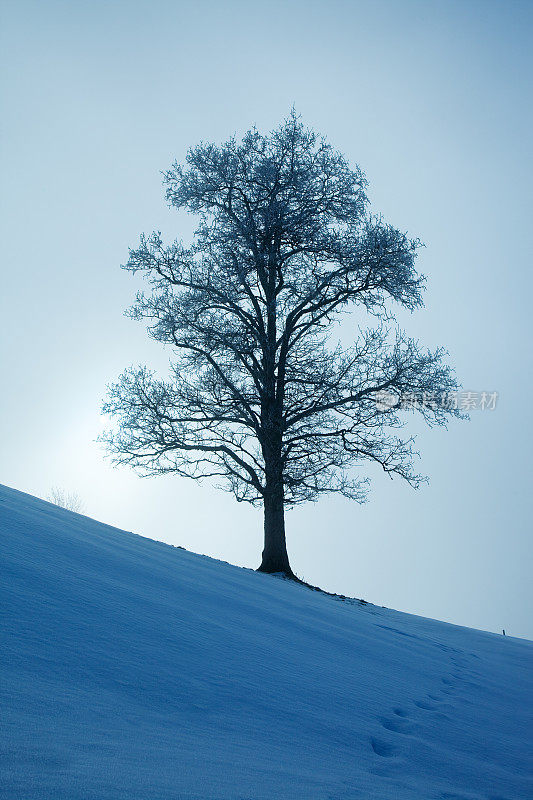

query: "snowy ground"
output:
1 483 532 799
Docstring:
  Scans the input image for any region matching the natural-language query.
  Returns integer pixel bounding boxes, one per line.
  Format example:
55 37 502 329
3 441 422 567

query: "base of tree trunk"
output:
256 559 295 579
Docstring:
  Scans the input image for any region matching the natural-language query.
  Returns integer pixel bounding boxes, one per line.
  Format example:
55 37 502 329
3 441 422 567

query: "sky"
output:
1 0 532 638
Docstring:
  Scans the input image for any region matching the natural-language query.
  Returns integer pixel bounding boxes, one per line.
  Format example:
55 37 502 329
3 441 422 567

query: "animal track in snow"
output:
372 651 472 762
380 716 414 734
392 707 409 717
370 737 399 758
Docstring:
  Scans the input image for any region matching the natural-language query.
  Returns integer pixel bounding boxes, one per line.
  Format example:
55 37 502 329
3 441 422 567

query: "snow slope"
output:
1 483 532 800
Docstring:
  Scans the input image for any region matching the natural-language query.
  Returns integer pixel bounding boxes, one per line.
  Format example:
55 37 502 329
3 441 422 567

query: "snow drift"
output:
1 483 531 799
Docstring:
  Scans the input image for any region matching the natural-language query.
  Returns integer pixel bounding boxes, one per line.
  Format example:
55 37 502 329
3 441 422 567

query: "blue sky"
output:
1 0 532 638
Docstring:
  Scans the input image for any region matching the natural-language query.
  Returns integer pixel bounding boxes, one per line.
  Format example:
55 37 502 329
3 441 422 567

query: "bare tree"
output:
47 487 84 514
102 113 460 577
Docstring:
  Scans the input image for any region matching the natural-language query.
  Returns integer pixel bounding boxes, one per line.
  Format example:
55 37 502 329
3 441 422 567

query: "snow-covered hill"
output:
1 483 531 799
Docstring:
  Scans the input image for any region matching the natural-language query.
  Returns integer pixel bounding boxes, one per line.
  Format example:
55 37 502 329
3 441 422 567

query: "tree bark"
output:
258 480 293 576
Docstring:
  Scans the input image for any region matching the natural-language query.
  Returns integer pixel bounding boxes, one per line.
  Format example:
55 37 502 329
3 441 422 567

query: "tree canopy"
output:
102 113 460 574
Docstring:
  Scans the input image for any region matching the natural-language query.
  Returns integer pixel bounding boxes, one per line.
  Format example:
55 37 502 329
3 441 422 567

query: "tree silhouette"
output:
102 114 460 577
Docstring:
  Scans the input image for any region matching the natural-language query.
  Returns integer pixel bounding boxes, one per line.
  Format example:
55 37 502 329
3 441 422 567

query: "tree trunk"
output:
258 483 293 576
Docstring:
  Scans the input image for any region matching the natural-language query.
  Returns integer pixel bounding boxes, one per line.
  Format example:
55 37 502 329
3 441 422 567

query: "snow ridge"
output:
1 483 532 799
